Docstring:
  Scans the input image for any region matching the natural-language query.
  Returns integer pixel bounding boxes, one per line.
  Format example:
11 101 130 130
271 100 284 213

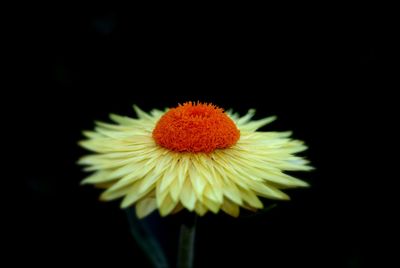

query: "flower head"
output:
153 102 239 153
79 102 312 218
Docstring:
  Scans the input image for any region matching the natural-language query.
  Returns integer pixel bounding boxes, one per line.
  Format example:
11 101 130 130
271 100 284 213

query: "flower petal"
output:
221 199 240 217
179 178 196 211
159 194 179 216
136 197 157 219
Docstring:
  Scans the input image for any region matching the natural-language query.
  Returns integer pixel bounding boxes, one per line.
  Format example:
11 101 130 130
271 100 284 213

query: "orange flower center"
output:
152 102 240 153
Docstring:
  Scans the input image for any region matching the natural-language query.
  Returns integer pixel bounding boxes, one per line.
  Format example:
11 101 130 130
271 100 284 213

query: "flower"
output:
79 102 312 218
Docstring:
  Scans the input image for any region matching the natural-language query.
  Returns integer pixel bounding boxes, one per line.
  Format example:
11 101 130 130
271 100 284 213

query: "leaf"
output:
125 207 169 268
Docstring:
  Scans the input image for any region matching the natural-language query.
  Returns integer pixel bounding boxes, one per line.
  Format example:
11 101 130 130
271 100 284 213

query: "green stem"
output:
177 214 197 268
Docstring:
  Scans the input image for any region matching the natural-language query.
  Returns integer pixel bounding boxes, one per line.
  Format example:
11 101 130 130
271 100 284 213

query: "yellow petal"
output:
195 157 224 203
81 171 113 185
159 158 179 192
194 202 208 216
169 179 183 202
239 116 277 131
133 105 154 121
100 183 135 201
217 171 243 205
254 182 290 200
94 182 115 189
159 194 178 217
201 197 220 214
136 197 157 219
170 155 190 201
202 185 221 204
238 187 264 209
120 184 154 208
188 163 207 198
179 178 196 211
236 109 256 125
156 180 169 207
109 113 139 126
137 171 160 194
221 199 240 217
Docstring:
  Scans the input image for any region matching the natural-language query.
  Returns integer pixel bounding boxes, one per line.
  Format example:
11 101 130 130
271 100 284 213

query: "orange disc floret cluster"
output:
152 102 240 153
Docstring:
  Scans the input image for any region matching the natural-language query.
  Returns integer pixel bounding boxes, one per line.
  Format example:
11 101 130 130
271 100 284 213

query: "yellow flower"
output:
79 102 312 218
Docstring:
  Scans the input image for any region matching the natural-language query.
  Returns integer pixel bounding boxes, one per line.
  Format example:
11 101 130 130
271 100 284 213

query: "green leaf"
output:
126 208 169 268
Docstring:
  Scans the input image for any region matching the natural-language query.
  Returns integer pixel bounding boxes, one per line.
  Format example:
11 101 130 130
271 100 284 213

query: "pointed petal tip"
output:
231 211 240 218
158 210 168 217
136 212 146 219
108 113 117 118
132 104 142 114
300 180 311 187
270 191 291 201
81 131 94 138
263 115 277 124
197 210 208 217
159 211 169 217
77 140 86 147
76 157 88 165
307 166 316 171
210 208 221 215
99 191 115 202
98 195 108 202
280 193 291 201
136 202 157 219
94 120 105 127
181 199 196 212
186 205 196 212
120 200 130 209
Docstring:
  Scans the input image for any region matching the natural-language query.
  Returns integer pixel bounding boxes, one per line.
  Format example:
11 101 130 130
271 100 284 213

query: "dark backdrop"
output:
15 5 384 268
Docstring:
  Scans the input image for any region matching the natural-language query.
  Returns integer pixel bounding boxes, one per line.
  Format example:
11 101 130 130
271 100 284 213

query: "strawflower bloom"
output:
79 102 312 218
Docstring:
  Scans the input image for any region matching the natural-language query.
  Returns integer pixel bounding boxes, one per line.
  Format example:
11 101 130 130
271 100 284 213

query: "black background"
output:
14 4 387 268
